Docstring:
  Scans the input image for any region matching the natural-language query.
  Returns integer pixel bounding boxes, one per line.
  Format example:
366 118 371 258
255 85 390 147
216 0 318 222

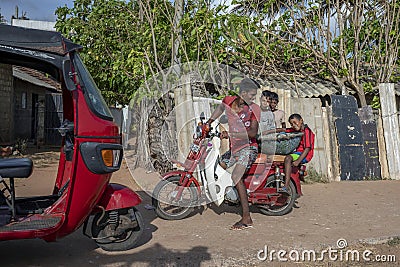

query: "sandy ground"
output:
0 151 399 266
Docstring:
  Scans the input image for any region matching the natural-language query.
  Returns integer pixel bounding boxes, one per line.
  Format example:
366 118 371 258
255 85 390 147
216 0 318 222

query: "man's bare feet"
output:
230 221 253 230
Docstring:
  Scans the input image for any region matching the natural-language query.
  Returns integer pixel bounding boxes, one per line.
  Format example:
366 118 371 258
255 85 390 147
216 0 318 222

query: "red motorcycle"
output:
0 24 143 251
152 114 306 220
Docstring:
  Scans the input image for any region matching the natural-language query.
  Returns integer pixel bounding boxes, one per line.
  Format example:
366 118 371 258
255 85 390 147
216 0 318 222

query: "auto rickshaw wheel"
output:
91 207 144 251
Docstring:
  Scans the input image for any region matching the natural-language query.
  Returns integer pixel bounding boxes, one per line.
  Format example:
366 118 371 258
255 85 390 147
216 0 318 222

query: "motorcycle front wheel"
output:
152 176 198 220
91 207 144 251
258 175 297 216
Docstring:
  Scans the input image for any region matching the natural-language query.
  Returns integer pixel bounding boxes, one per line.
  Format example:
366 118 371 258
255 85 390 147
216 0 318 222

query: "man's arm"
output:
206 103 225 125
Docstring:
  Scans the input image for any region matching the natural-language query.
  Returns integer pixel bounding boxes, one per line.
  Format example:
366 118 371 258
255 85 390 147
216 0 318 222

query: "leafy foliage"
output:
223 0 400 106
55 0 400 106
56 0 174 105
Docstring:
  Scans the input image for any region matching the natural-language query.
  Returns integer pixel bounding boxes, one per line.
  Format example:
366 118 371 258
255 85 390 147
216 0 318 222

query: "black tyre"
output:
152 176 198 220
91 207 144 251
258 175 296 216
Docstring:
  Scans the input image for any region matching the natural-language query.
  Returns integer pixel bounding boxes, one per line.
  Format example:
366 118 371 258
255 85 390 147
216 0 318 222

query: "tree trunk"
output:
134 97 153 170
357 89 367 107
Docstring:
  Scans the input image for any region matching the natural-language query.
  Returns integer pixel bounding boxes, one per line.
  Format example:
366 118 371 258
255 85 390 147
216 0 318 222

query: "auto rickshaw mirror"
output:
62 59 77 91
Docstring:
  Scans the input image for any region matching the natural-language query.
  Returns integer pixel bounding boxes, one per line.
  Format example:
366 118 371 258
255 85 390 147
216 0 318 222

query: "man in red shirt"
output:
206 78 260 230
281 113 315 193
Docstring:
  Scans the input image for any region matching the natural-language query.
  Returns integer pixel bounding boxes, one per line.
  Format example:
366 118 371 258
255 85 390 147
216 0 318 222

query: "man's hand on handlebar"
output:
202 123 211 136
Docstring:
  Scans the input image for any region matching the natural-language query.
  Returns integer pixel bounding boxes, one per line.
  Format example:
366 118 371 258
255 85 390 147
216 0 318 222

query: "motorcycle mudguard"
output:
291 176 303 196
97 183 142 211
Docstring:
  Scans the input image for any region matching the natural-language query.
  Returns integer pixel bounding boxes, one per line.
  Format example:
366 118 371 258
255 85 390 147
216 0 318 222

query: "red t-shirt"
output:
287 124 315 162
222 96 261 153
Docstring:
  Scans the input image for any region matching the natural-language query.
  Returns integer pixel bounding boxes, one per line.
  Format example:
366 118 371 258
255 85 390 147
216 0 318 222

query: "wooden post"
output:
379 83 400 180
326 105 340 181
376 109 390 179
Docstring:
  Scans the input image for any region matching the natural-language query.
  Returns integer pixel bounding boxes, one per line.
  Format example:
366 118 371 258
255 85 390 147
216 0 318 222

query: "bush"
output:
303 167 329 184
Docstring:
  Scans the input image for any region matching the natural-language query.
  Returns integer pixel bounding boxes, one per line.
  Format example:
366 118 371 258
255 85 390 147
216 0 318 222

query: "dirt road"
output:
1 157 399 266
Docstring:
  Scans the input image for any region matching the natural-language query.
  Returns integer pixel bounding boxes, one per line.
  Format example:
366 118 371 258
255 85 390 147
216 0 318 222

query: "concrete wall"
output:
0 63 13 144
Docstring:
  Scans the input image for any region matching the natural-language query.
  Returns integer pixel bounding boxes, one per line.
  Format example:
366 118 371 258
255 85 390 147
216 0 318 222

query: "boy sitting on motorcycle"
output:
205 78 260 230
280 113 315 193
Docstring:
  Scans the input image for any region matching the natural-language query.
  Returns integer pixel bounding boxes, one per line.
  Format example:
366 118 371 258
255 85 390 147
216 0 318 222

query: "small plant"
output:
387 237 400 246
364 175 382 181
303 167 329 184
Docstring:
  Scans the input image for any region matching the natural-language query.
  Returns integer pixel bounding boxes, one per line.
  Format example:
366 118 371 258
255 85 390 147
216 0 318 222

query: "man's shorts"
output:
290 152 308 164
221 146 258 169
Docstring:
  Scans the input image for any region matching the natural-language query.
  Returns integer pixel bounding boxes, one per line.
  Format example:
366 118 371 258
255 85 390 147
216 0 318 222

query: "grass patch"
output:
303 167 329 184
387 237 400 246
364 175 382 181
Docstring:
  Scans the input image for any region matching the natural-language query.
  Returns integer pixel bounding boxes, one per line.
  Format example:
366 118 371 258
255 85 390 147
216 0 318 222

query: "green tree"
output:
56 0 174 105
220 0 400 107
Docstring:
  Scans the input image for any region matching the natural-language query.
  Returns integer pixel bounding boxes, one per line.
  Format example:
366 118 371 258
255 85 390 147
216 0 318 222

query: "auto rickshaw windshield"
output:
73 53 113 121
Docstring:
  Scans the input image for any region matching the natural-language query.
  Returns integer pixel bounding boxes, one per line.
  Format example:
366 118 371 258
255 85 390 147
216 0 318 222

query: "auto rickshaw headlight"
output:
101 149 121 167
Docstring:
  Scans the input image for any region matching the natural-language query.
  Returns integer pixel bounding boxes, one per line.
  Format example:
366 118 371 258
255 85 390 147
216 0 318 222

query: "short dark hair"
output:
288 113 302 121
270 92 279 102
239 78 259 93
262 90 272 98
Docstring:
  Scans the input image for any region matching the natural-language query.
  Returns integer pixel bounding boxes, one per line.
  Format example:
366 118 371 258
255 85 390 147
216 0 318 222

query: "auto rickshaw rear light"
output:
101 149 121 167
80 142 123 174
101 150 113 167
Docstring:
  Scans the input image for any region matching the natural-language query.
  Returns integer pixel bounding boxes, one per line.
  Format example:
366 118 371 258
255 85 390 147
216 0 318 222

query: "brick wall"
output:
0 63 13 144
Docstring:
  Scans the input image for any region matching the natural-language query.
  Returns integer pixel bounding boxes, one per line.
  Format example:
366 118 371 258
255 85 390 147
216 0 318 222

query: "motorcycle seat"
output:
272 155 287 162
254 154 286 164
254 153 269 164
0 158 33 178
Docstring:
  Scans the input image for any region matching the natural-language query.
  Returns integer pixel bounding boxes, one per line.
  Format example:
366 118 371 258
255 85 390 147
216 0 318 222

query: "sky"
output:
0 0 73 23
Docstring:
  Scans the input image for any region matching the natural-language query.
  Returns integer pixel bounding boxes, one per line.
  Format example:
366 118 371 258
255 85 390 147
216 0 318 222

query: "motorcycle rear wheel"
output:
91 207 144 251
152 176 198 220
258 175 296 216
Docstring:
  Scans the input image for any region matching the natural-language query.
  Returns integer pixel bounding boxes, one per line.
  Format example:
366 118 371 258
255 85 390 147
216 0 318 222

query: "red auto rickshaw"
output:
0 24 143 251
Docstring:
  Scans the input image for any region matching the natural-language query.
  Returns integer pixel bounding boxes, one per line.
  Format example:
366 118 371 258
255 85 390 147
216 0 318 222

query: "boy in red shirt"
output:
280 113 314 193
